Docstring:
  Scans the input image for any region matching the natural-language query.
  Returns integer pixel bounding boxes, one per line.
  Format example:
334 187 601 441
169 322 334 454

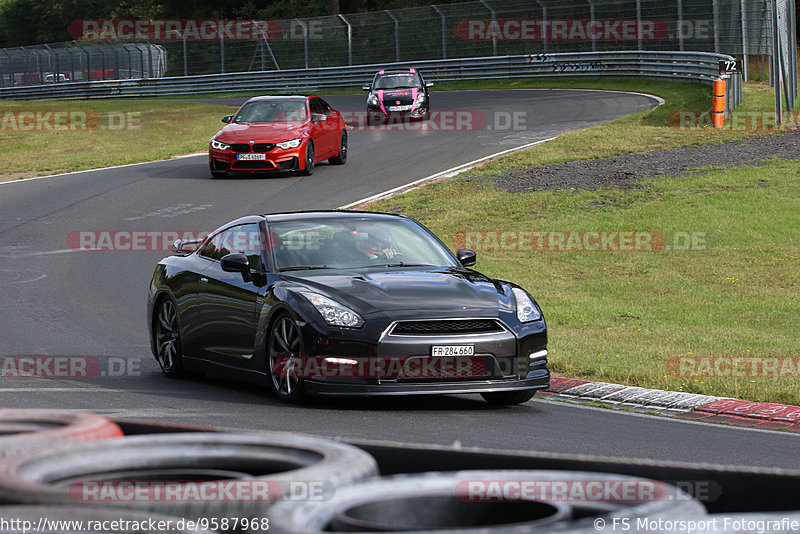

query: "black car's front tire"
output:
268 313 307 403
153 296 185 378
480 390 535 405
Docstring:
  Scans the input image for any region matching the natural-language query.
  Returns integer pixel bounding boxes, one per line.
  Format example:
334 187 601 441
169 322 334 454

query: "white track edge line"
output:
339 137 557 209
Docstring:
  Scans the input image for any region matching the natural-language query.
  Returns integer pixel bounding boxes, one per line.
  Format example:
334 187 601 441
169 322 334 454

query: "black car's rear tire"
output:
268 314 307 403
480 390 535 405
329 131 347 165
299 140 315 176
153 296 185 378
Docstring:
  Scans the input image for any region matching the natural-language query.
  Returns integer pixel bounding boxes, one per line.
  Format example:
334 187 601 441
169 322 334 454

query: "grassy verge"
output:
0 99 238 182
365 82 800 405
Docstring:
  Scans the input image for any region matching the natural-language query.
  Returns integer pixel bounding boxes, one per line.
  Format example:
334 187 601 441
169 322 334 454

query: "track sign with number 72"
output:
719 59 742 75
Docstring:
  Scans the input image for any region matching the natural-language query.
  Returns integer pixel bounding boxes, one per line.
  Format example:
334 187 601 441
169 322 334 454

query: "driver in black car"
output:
332 229 398 262
359 229 398 260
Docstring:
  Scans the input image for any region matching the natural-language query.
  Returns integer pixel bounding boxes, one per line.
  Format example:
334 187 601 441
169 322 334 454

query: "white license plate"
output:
431 345 474 357
388 105 412 111
237 153 267 161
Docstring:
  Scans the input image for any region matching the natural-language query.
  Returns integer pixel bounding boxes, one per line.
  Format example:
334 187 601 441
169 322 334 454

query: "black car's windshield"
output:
268 217 458 271
373 74 421 90
234 100 307 123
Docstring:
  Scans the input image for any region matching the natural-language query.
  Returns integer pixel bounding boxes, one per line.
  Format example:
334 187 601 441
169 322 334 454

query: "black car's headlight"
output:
210 139 230 150
300 292 364 328
276 139 302 149
414 93 426 105
511 288 542 322
367 94 379 106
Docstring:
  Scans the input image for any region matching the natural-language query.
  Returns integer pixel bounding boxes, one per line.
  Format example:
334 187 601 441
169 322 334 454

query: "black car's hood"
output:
282 267 509 314
375 88 417 106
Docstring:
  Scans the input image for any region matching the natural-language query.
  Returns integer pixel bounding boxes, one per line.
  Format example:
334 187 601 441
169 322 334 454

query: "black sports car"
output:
362 68 432 125
147 211 549 404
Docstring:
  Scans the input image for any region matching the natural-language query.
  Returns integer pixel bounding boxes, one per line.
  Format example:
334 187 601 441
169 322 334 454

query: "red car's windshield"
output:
234 101 308 123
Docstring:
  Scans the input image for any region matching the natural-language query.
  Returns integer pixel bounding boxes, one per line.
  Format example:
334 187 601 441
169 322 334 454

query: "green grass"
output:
0 99 238 181
365 82 800 406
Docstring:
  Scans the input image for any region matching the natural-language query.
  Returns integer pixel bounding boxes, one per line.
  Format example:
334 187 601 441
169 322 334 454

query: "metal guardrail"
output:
0 51 743 111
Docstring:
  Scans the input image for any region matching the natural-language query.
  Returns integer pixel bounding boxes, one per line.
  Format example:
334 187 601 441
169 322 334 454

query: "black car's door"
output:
194 222 265 367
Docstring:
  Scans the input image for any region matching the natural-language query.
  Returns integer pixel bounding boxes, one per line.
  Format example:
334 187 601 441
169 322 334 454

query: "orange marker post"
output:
712 78 726 128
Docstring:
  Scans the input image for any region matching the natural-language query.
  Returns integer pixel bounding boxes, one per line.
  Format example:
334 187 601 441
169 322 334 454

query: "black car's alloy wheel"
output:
329 131 347 165
154 298 184 377
268 314 306 403
300 140 315 176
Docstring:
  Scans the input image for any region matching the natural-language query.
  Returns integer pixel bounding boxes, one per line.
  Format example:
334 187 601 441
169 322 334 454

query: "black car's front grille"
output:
400 355 490 380
391 319 503 336
253 143 275 152
230 144 252 153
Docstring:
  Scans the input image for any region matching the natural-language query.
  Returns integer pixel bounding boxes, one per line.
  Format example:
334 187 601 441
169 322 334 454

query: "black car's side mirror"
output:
426 81 434 88
221 115 233 123
221 253 255 283
221 253 250 272
456 248 477 266
362 84 371 91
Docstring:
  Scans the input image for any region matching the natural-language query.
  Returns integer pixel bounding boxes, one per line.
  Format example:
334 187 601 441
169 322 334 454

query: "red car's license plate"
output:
237 153 267 161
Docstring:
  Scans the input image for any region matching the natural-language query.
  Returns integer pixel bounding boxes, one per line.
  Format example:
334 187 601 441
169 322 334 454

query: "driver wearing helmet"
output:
358 229 398 260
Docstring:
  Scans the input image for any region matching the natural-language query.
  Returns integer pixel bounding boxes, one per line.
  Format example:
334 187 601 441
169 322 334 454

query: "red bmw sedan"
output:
208 95 347 178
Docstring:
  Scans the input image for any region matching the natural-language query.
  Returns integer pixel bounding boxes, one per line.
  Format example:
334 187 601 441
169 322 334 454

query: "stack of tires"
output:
0 408 739 533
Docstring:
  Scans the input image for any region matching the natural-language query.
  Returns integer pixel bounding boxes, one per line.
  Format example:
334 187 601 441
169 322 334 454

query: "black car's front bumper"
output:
304 371 549 397
293 312 549 397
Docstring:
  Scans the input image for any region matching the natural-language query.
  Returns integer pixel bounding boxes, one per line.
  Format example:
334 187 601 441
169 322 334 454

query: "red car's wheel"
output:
299 140 315 176
329 131 347 165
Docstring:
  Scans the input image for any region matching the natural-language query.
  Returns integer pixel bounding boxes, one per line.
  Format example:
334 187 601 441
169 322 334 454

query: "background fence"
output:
0 52 743 113
0 43 166 86
0 0 790 81
0 0 793 115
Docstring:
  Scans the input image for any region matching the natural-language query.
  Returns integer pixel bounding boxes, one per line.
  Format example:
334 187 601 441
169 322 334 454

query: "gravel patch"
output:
494 132 800 192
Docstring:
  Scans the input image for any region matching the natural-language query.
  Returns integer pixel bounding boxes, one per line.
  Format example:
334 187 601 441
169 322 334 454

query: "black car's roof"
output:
206 211 409 237
375 69 419 75
262 210 408 223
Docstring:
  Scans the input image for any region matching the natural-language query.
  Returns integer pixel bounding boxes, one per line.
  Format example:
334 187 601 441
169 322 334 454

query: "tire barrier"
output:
0 506 212 533
0 409 123 458
0 431 378 520
266 470 707 533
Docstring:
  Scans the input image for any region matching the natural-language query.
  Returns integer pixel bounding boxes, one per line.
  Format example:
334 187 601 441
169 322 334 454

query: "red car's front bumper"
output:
209 142 307 174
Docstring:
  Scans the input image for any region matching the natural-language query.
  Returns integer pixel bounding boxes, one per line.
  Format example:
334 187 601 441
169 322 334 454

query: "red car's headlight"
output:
276 138 303 149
